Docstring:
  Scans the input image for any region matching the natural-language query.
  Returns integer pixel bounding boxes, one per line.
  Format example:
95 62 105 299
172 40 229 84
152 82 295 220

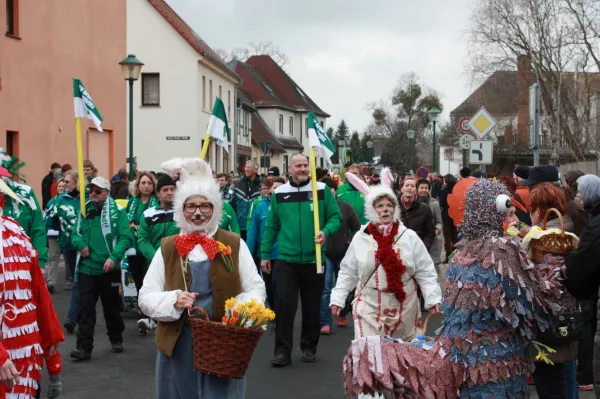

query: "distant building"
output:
0 0 127 196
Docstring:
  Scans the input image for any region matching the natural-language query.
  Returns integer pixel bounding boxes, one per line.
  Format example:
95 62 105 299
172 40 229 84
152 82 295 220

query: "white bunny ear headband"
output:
346 167 400 224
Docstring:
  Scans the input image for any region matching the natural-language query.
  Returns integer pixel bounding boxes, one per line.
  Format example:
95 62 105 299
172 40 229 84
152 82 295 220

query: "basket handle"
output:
422 312 435 332
541 208 565 236
188 306 209 320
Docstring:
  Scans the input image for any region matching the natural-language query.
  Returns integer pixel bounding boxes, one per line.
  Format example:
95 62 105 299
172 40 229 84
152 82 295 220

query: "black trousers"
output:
578 318 597 385
64 249 77 283
273 260 324 358
127 254 148 294
533 361 565 399
76 272 125 353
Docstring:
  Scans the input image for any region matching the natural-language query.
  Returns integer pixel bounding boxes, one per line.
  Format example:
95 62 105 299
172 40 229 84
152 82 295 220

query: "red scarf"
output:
174 233 219 260
367 221 407 304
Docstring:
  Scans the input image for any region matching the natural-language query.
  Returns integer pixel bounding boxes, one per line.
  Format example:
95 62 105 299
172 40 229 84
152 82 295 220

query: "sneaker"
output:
137 318 150 336
70 348 91 361
270 353 291 368
337 316 348 327
320 326 331 335
301 352 316 363
579 384 594 391
149 319 157 329
63 321 76 334
111 342 124 353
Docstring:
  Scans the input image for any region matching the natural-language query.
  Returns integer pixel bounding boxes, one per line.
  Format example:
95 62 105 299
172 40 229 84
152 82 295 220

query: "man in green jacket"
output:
261 153 342 367
70 177 132 361
337 164 368 225
219 202 240 234
137 174 179 335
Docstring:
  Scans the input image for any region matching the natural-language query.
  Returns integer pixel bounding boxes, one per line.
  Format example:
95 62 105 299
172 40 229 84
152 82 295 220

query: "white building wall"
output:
127 0 236 173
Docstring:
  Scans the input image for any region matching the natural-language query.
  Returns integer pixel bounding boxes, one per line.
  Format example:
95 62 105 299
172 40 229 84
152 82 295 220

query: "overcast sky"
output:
168 0 477 133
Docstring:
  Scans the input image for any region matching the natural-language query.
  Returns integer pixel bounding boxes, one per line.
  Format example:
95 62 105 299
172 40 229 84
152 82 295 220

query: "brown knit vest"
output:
155 229 242 357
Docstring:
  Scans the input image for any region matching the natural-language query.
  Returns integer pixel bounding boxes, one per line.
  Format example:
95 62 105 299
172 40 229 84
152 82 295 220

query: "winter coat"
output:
399 199 435 250
337 182 368 225
420 197 443 264
44 191 80 251
110 180 130 200
229 175 262 232
41 172 54 210
137 204 179 265
218 202 240 234
438 182 456 225
326 200 361 261
247 196 278 260
246 195 263 231
261 179 342 264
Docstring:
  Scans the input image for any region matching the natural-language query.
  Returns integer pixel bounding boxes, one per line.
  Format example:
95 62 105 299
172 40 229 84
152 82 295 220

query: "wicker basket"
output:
530 208 575 264
188 306 264 379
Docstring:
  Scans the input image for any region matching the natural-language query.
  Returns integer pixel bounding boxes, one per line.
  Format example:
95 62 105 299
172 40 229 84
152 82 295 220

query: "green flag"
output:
207 97 230 152
308 112 335 165
73 79 103 131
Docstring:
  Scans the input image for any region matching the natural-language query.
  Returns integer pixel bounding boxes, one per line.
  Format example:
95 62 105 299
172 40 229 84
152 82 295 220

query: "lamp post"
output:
407 129 415 174
427 107 441 173
119 54 144 181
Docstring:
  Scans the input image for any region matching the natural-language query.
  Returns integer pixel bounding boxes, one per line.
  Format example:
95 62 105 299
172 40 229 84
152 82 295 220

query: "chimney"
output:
516 54 532 149
504 125 514 148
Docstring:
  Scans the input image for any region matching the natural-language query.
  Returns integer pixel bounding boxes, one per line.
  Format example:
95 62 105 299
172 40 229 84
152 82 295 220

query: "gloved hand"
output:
47 375 62 399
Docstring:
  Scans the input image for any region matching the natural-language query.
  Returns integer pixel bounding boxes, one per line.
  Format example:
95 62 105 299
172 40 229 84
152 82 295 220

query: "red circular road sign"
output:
459 117 471 133
415 167 429 179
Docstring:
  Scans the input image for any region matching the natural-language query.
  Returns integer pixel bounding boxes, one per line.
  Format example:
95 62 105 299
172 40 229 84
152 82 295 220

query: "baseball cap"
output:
87 177 110 191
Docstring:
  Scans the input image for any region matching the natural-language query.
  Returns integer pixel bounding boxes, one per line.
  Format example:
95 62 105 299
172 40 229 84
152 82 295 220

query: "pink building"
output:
0 0 126 198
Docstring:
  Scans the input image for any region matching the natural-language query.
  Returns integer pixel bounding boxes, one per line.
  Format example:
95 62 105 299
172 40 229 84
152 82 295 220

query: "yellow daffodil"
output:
224 297 236 311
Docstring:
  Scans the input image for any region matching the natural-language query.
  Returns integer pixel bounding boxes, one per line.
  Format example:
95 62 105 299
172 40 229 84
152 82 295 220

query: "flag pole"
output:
75 117 87 218
201 135 211 160
309 147 323 274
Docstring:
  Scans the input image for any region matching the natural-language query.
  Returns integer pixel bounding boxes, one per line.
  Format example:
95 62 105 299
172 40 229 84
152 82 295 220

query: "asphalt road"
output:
40 263 593 399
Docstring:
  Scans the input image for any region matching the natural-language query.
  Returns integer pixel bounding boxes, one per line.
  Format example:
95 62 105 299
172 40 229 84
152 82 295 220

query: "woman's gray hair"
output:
577 174 600 205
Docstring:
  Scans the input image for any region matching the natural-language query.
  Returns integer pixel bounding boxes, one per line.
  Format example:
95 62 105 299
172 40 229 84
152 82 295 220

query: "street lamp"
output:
366 140 373 163
427 107 441 173
407 129 415 173
119 54 144 180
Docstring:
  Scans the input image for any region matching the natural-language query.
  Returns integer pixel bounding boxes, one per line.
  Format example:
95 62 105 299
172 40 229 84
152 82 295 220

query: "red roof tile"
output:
251 113 286 152
451 71 518 117
235 56 329 117
147 0 239 82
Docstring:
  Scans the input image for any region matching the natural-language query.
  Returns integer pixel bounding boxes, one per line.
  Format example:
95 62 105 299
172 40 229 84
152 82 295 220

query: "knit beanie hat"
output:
156 174 176 192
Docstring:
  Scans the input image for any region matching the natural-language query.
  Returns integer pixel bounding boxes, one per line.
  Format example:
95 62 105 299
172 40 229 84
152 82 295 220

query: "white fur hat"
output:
345 168 400 224
161 157 222 236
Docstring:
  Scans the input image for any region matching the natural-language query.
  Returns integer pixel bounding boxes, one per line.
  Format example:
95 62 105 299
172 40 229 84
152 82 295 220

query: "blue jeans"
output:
320 257 341 328
66 257 80 324
563 361 579 399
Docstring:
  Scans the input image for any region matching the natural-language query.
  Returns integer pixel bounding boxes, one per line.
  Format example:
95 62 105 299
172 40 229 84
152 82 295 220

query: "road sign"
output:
459 134 473 150
467 107 497 139
259 141 272 154
415 167 429 179
459 117 471 133
469 140 493 165
444 148 454 160
260 156 271 168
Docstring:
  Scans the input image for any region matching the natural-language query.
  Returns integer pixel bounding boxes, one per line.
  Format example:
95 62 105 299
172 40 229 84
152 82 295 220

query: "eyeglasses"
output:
90 188 105 195
64 180 73 184
183 203 213 214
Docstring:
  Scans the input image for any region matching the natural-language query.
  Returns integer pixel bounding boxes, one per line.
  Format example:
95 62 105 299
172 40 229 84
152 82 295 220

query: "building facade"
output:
0 0 126 197
127 0 240 174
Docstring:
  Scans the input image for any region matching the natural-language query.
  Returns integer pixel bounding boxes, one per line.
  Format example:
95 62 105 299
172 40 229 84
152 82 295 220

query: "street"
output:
41 263 593 399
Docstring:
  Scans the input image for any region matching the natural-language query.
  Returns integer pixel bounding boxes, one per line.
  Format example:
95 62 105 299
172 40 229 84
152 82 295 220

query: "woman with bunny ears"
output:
330 168 442 342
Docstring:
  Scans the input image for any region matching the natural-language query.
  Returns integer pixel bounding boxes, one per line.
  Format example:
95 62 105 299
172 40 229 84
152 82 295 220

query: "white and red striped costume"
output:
0 215 63 399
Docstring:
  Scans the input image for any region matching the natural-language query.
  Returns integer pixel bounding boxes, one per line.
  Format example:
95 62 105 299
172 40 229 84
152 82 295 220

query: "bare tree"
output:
216 41 289 68
468 0 600 161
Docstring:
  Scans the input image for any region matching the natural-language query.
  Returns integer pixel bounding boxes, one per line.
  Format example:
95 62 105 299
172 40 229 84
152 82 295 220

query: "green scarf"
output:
127 195 158 224
89 197 120 255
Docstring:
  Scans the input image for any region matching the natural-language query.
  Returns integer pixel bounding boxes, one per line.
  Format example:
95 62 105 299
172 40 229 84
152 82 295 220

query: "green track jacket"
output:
337 181 368 225
137 204 179 265
261 179 342 264
219 202 240 234
4 181 48 269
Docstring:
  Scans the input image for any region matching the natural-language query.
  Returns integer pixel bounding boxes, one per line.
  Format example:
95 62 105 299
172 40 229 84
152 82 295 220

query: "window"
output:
305 117 308 137
209 80 213 109
141 73 160 106
289 117 293 136
6 131 18 157
6 0 18 37
227 91 231 120
202 76 206 110
278 115 283 133
244 111 250 137
296 87 306 98
320 120 324 128
283 155 289 173
238 109 243 136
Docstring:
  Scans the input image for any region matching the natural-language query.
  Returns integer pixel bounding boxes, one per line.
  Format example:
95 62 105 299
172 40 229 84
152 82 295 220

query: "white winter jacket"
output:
330 225 442 310
139 236 266 322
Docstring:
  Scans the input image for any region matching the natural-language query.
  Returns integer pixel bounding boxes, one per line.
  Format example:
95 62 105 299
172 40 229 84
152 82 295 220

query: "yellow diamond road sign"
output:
467 107 497 139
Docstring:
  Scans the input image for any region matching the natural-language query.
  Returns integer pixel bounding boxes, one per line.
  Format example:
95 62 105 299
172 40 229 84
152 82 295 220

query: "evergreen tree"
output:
350 131 362 163
326 127 338 164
